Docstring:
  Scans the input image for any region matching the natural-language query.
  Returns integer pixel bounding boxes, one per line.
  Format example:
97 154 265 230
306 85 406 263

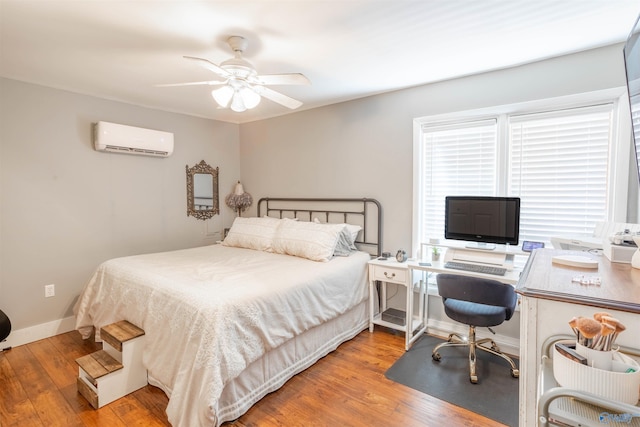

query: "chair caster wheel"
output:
470 375 478 384
432 353 441 361
511 369 520 378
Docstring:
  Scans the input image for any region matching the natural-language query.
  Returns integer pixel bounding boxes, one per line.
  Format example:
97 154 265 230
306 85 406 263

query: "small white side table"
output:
368 258 427 350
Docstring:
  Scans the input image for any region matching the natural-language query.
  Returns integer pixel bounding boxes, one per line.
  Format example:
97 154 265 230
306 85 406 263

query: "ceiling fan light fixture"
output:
211 85 233 108
230 90 247 112
213 84 260 112
239 86 261 109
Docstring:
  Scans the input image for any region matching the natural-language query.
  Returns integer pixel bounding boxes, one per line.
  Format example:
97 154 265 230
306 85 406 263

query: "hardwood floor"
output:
0 328 507 427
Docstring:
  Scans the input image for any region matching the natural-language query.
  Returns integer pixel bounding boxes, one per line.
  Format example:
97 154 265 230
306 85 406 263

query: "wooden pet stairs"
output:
75 320 147 408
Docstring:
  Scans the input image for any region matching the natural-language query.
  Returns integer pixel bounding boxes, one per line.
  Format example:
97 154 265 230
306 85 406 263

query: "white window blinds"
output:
508 104 614 242
419 119 497 241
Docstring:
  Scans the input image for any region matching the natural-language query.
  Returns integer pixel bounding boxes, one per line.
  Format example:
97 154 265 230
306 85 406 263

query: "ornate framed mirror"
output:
186 160 219 220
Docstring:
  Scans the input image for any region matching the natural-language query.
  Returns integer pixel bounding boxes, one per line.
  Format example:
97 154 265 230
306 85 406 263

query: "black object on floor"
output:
385 334 519 427
0 309 10 342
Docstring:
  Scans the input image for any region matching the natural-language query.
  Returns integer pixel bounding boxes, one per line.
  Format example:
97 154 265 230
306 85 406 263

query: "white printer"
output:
551 221 640 263
603 229 638 263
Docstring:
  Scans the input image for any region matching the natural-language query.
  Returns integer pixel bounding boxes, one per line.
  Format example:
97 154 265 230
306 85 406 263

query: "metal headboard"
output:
257 197 382 256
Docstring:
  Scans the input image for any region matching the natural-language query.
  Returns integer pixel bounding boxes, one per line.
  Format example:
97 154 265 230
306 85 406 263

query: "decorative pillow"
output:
272 219 345 262
313 218 362 256
221 216 282 252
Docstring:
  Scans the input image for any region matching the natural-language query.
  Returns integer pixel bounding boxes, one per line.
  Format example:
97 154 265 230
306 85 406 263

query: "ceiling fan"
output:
159 36 311 112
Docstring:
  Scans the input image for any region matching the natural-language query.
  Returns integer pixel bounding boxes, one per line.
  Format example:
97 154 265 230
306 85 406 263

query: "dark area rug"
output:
385 334 519 427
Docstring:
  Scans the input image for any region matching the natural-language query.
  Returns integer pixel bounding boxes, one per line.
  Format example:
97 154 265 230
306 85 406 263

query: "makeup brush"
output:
593 311 612 322
600 316 621 335
600 315 620 327
614 321 626 333
601 317 626 350
569 316 586 342
576 317 602 348
610 322 626 350
568 316 580 338
593 322 615 351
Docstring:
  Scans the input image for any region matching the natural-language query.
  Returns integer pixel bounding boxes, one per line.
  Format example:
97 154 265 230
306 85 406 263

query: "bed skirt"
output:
148 300 368 426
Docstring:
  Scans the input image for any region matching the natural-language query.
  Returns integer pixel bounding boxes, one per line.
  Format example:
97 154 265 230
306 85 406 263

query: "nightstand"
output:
368 258 427 350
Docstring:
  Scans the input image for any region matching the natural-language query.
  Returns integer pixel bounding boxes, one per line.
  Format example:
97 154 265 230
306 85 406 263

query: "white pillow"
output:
222 216 282 252
313 218 362 256
343 224 362 248
272 219 345 262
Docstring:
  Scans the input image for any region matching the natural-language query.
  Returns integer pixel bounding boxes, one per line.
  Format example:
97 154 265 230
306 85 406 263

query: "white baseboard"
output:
427 318 520 357
1 316 76 350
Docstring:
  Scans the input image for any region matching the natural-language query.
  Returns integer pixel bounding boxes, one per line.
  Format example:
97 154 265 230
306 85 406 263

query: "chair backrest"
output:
436 273 518 320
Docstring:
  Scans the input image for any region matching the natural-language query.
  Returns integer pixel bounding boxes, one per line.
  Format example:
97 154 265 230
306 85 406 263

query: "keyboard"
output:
444 261 507 276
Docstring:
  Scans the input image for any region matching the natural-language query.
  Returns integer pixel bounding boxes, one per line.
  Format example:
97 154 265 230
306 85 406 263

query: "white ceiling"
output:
1 1 639 124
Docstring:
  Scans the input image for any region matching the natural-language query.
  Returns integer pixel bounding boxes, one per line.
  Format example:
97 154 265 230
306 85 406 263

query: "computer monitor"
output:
444 196 521 249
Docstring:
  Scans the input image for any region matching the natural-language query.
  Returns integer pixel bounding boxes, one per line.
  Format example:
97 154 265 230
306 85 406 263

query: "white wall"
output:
0 78 241 340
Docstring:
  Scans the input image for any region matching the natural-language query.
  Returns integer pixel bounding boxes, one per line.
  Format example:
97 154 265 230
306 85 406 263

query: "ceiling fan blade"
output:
254 86 303 109
183 56 231 79
255 73 310 86
155 80 226 87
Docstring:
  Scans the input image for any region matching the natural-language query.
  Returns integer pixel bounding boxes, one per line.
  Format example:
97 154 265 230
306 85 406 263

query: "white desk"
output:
368 253 523 350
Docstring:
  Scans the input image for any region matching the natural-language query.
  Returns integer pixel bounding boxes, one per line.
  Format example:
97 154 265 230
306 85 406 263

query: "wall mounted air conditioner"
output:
94 121 174 157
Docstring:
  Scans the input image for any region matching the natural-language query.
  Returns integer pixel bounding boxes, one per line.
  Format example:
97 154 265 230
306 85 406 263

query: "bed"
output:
74 197 381 426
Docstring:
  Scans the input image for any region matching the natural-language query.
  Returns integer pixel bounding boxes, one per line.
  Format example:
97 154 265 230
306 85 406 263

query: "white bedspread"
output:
74 244 369 426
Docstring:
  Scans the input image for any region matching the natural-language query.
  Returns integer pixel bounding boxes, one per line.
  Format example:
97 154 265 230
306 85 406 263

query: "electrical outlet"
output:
45 284 55 298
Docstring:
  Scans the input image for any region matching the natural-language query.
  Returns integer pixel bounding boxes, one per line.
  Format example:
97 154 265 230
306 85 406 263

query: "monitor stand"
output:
465 242 496 251
446 248 513 269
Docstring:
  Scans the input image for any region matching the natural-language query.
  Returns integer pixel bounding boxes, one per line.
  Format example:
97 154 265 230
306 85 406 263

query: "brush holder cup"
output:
553 340 640 405
575 343 613 371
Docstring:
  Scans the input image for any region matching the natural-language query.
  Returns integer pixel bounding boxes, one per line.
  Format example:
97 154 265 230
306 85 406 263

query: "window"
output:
509 105 613 242
417 119 498 242
413 95 628 250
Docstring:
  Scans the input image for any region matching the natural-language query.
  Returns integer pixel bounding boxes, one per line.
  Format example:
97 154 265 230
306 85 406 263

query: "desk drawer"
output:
371 265 407 284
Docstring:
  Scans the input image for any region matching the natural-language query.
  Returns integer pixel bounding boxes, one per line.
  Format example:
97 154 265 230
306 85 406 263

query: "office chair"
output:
432 273 519 384
0 309 10 343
